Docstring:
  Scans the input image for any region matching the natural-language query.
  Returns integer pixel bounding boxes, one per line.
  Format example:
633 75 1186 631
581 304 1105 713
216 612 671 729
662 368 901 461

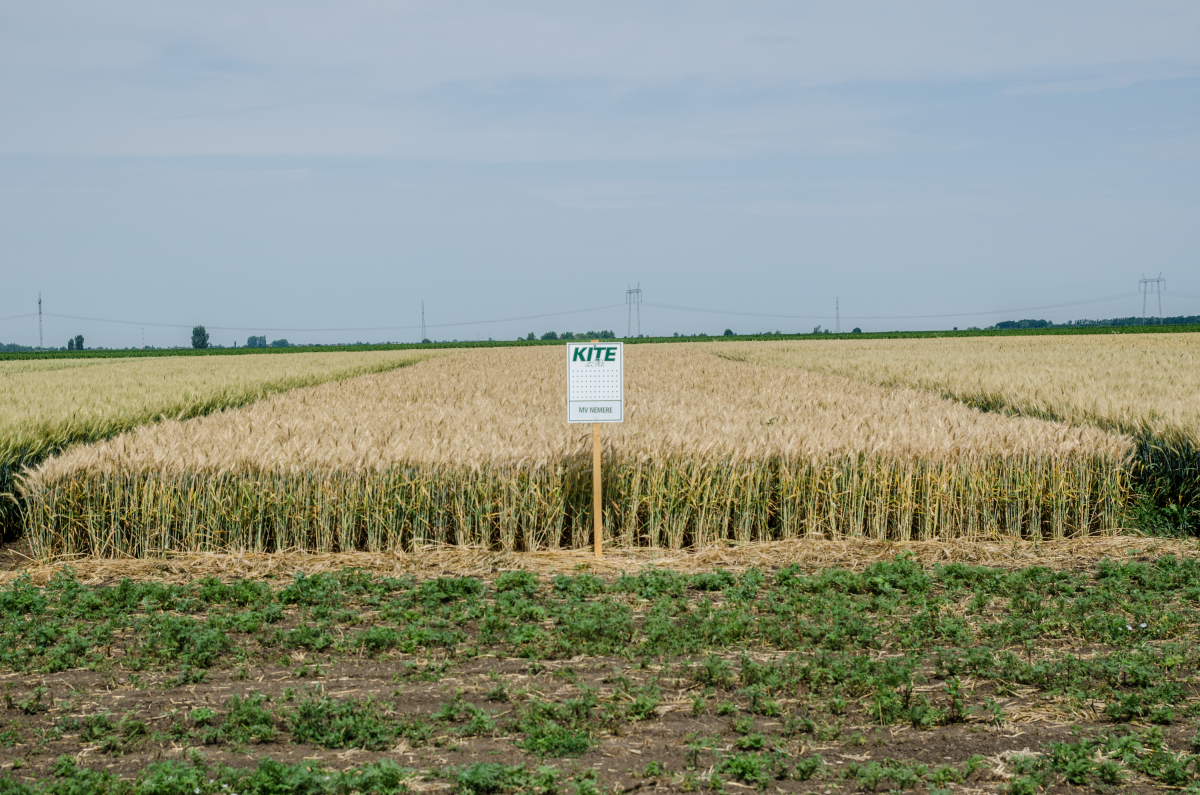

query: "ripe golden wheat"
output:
0 350 436 530
704 334 1200 444
1 349 436 466
21 345 1131 558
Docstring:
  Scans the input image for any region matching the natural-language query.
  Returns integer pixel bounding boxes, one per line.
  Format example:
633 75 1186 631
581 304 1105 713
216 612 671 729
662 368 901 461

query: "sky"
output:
2 1 1199 347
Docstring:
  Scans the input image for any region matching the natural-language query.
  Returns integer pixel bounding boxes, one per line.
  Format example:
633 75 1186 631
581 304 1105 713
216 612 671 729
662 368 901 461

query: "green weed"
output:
203 692 277 746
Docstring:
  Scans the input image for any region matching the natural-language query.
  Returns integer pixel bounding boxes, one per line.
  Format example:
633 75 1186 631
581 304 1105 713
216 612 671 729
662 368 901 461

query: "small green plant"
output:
792 753 824 781
167 666 208 687
734 733 765 751
626 685 661 721
1150 706 1176 725
515 696 596 758
1007 776 1039 795
643 760 665 777
930 765 963 786
203 692 277 746
715 750 786 789
454 762 529 794
7 686 48 715
288 692 396 750
0 725 22 747
693 655 735 690
972 697 1005 726
1096 759 1123 785
685 734 718 769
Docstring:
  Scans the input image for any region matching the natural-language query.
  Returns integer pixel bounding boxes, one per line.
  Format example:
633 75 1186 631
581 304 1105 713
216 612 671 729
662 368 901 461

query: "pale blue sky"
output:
2 2 1198 346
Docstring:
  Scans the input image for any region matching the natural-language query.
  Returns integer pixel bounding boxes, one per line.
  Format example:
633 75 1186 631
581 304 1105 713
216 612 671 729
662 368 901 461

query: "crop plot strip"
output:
0 349 437 538
20 346 1131 557
707 334 1200 521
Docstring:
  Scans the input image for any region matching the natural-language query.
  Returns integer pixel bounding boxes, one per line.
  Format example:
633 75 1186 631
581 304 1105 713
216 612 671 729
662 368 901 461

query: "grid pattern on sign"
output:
569 365 621 401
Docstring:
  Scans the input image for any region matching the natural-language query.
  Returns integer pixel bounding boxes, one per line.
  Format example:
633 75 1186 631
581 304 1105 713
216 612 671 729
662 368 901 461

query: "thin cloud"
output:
1000 70 1195 95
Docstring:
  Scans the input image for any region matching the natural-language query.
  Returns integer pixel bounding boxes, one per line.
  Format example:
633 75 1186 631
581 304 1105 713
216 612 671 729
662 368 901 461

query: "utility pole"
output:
1139 273 1165 321
835 296 840 334
625 284 642 337
38 293 42 349
421 300 426 342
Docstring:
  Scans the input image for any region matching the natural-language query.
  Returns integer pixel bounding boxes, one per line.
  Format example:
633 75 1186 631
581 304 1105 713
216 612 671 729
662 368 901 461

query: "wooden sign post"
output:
592 421 602 560
566 340 624 560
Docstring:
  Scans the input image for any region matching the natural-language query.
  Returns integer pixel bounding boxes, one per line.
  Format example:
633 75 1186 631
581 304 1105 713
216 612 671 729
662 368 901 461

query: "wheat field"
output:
0 349 436 534
705 334 1200 441
21 345 1131 558
706 334 1200 509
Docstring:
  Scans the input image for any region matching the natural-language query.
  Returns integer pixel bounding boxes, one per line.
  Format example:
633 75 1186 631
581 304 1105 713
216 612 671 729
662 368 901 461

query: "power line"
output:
41 304 624 334
625 284 642 337
1139 273 1165 318
644 292 1140 322
14 287 1195 344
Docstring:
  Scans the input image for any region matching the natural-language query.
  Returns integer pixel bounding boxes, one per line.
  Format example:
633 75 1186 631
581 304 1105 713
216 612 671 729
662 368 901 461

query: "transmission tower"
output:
421 300 426 342
38 293 42 349
835 296 840 334
625 284 642 337
1139 273 1165 320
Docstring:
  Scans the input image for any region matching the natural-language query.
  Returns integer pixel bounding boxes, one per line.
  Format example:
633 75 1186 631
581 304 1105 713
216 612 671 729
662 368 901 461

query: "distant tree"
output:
723 329 734 336
526 332 536 341
192 326 209 349
246 335 267 348
540 331 558 340
269 338 290 348
852 327 862 334
67 338 75 351
74 334 84 350
560 332 575 340
812 326 822 334
421 338 431 344
995 319 1050 330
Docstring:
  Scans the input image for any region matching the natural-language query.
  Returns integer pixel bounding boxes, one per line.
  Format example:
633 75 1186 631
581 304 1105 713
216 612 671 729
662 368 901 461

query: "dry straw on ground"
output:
21 345 1131 558
1 536 1194 587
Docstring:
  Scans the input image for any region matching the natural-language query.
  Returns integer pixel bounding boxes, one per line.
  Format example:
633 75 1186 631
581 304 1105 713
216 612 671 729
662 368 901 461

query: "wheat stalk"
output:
20 345 1132 557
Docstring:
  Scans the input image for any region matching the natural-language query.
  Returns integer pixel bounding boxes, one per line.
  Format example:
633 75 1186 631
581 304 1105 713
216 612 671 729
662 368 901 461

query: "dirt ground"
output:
4 656 1189 793
0 535 1197 793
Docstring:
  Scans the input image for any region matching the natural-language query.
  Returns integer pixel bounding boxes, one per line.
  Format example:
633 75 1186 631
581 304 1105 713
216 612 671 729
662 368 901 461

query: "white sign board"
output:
566 342 624 423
